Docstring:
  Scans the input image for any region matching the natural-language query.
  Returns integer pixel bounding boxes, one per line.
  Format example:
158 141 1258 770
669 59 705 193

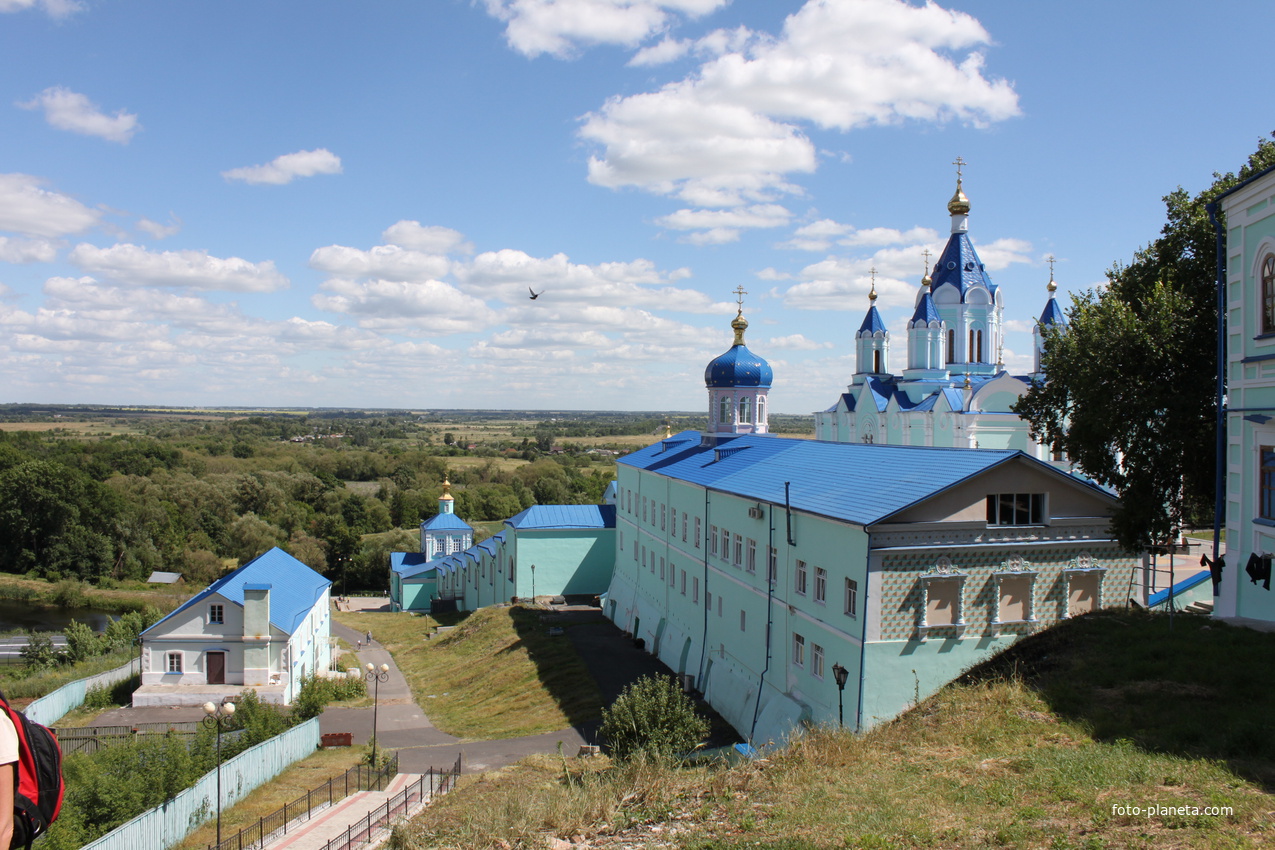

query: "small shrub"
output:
62 619 102 663
599 674 709 762
21 635 65 671
51 579 89 608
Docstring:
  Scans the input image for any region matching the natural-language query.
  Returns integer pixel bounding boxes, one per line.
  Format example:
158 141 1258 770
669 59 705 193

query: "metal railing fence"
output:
322 755 463 850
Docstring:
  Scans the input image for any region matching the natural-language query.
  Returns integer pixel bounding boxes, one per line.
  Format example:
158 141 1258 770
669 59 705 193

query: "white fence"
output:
80 717 321 850
23 657 141 726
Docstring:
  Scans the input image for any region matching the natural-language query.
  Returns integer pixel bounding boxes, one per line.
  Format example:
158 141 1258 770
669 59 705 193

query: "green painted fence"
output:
23 657 141 726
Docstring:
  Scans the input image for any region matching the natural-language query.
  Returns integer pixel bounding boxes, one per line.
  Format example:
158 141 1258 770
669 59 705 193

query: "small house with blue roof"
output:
501 505 616 602
390 479 474 612
605 303 1137 746
136 547 331 706
815 169 1068 468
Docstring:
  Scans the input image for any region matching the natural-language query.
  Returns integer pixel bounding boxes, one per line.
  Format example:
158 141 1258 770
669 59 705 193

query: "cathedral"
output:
813 167 1067 466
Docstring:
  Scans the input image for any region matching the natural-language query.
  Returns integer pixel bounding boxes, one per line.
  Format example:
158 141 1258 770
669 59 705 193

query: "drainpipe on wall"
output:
856 527 871 733
749 503 777 742
1207 200 1227 583
697 488 711 690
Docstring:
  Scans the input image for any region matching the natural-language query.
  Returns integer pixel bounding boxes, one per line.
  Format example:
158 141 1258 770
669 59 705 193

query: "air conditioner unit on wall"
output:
748 505 764 519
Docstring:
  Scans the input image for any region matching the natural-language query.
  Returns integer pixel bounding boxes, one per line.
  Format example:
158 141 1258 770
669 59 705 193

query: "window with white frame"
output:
814 567 827 604
919 561 967 630
659 557 665 580
670 510 676 539
661 505 666 530
693 576 699 604
793 633 805 667
643 497 648 522
812 642 824 678
706 590 712 610
681 569 687 595
669 562 676 587
739 397 752 424
694 517 702 548
993 560 1037 625
167 652 182 673
795 560 808 595
682 511 688 542
719 396 731 424
710 525 719 556
209 604 223 624
746 539 757 573
720 527 730 560
1262 445 1275 521
1263 253 1275 334
732 534 742 567
1065 559 1106 617
767 546 777 584
844 578 858 618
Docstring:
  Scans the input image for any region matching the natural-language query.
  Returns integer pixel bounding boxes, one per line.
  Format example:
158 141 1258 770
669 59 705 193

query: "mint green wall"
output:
400 576 436 611
512 529 616 598
861 636 1016 727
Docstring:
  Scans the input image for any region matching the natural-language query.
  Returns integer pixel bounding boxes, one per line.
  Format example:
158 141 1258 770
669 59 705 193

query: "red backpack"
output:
0 691 64 850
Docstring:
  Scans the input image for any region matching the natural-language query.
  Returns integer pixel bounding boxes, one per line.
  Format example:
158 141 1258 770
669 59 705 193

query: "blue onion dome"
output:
705 310 773 388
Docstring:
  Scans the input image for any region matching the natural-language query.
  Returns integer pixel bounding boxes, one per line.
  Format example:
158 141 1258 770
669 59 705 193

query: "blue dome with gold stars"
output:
705 311 773 388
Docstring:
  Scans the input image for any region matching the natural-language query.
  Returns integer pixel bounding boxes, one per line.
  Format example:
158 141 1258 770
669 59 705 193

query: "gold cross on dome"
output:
922 248 932 274
1046 254 1056 276
733 284 747 312
953 155 966 180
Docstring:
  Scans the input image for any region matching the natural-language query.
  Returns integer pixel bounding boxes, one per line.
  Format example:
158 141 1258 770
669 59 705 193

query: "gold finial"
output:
997 344 1004 369
868 267 878 302
1046 255 1057 293
921 249 933 287
963 372 971 390
440 478 454 501
730 286 749 345
947 156 970 216
665 420 672 438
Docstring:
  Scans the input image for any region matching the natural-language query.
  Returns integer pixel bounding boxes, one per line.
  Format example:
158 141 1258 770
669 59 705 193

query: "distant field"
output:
0 421 143 436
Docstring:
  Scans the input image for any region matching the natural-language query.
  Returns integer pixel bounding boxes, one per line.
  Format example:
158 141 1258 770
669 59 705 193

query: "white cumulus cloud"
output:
221 148 343 185
0 173 100 238
0 235 57 263
18 87 140 143
0 0 84 19
69 243 290 292
309 244 451 283
482 0 728 58
580 0 1019 240
380 221 473 255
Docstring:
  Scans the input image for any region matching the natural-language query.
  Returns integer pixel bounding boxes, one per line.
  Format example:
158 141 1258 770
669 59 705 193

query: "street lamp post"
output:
360 663 391 777
202 700 237 847
831 663 849 728
531 563 536 602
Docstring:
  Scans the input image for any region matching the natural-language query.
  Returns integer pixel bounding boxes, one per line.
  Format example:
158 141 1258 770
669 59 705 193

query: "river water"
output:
0 598 118 634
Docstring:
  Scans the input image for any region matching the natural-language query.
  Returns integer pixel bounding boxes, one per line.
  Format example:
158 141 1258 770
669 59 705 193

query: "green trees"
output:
1014 134 1275 551
599 675 709 761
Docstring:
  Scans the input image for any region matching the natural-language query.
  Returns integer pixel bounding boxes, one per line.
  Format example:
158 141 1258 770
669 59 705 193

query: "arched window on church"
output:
757 397 766 425
739 397 752 424
947 329 956 363
719 396 731 425
969 329 984 362
1263 254 1275 335
872 349 882 373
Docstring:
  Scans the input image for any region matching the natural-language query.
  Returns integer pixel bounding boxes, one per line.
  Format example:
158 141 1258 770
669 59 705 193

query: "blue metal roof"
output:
929 232 997 300
705 343 773 389
144 547 330 637
422 512 473 532
910 291 942 325
620 432 1110 526
505 504 617 530
1038 294 1066 327
858 304 887 335
390 552 431 575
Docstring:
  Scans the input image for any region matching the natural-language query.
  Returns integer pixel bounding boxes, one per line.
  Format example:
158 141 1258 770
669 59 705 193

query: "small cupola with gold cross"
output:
703 286 773 444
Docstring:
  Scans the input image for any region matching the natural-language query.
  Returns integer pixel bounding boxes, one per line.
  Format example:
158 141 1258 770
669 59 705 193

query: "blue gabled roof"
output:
620 431 1111 526
505 504 617 530
929 232 997 300
390 552 431 575
143 547 329 638
858 304 887 335
863 377 893 412
1038 294 1066 327
422 512 473 532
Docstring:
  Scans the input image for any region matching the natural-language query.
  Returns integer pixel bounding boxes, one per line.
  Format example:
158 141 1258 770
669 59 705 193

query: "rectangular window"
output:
814 567 827 604
732 534 742 567
619 530 624 550
997 573 1034 622
694 517 702 548
650 552 656 574
682 512 689 542
670 510 676 539
641 544 646 566
845 578 858 618
717 596 723 617
812 643 824 679
706 590 712 611
209 604 224 625
767 546 777 584
1263 446 1275 520
710 525 719 556
746 539 757 573
1067 570 1103 617
720 527 730 560
633 540 638 561
924 577 963 627
681 569 687 595
643 497 648 522
693 577 699 603
986 493 1044 526
167 652 182 674
661 504 666 531
659 557 665 580
795 560 808 596
669 561 676 587
793 633 805 667
740 609 746 631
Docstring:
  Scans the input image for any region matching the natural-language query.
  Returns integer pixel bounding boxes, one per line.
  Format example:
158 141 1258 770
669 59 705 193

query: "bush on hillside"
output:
599 674 708 762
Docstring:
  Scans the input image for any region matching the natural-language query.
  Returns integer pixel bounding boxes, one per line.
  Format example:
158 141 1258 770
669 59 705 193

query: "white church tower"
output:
704 286 773 446
853 271 890 383
1032 256 1067 380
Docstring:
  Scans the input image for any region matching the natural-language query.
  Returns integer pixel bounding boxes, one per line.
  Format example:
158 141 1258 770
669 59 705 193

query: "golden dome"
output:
439 478 454 501
731 311 748 345
947 179 970 216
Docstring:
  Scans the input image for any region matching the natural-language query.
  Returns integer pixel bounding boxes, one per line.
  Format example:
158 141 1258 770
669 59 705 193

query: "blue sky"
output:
0 0 1270 414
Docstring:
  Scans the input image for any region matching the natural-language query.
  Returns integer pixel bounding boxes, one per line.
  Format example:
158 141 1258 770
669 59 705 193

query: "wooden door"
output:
207 651 226 685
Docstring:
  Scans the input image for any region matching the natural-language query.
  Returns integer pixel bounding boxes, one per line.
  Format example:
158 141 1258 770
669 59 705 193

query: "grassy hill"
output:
390 609 1275 849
